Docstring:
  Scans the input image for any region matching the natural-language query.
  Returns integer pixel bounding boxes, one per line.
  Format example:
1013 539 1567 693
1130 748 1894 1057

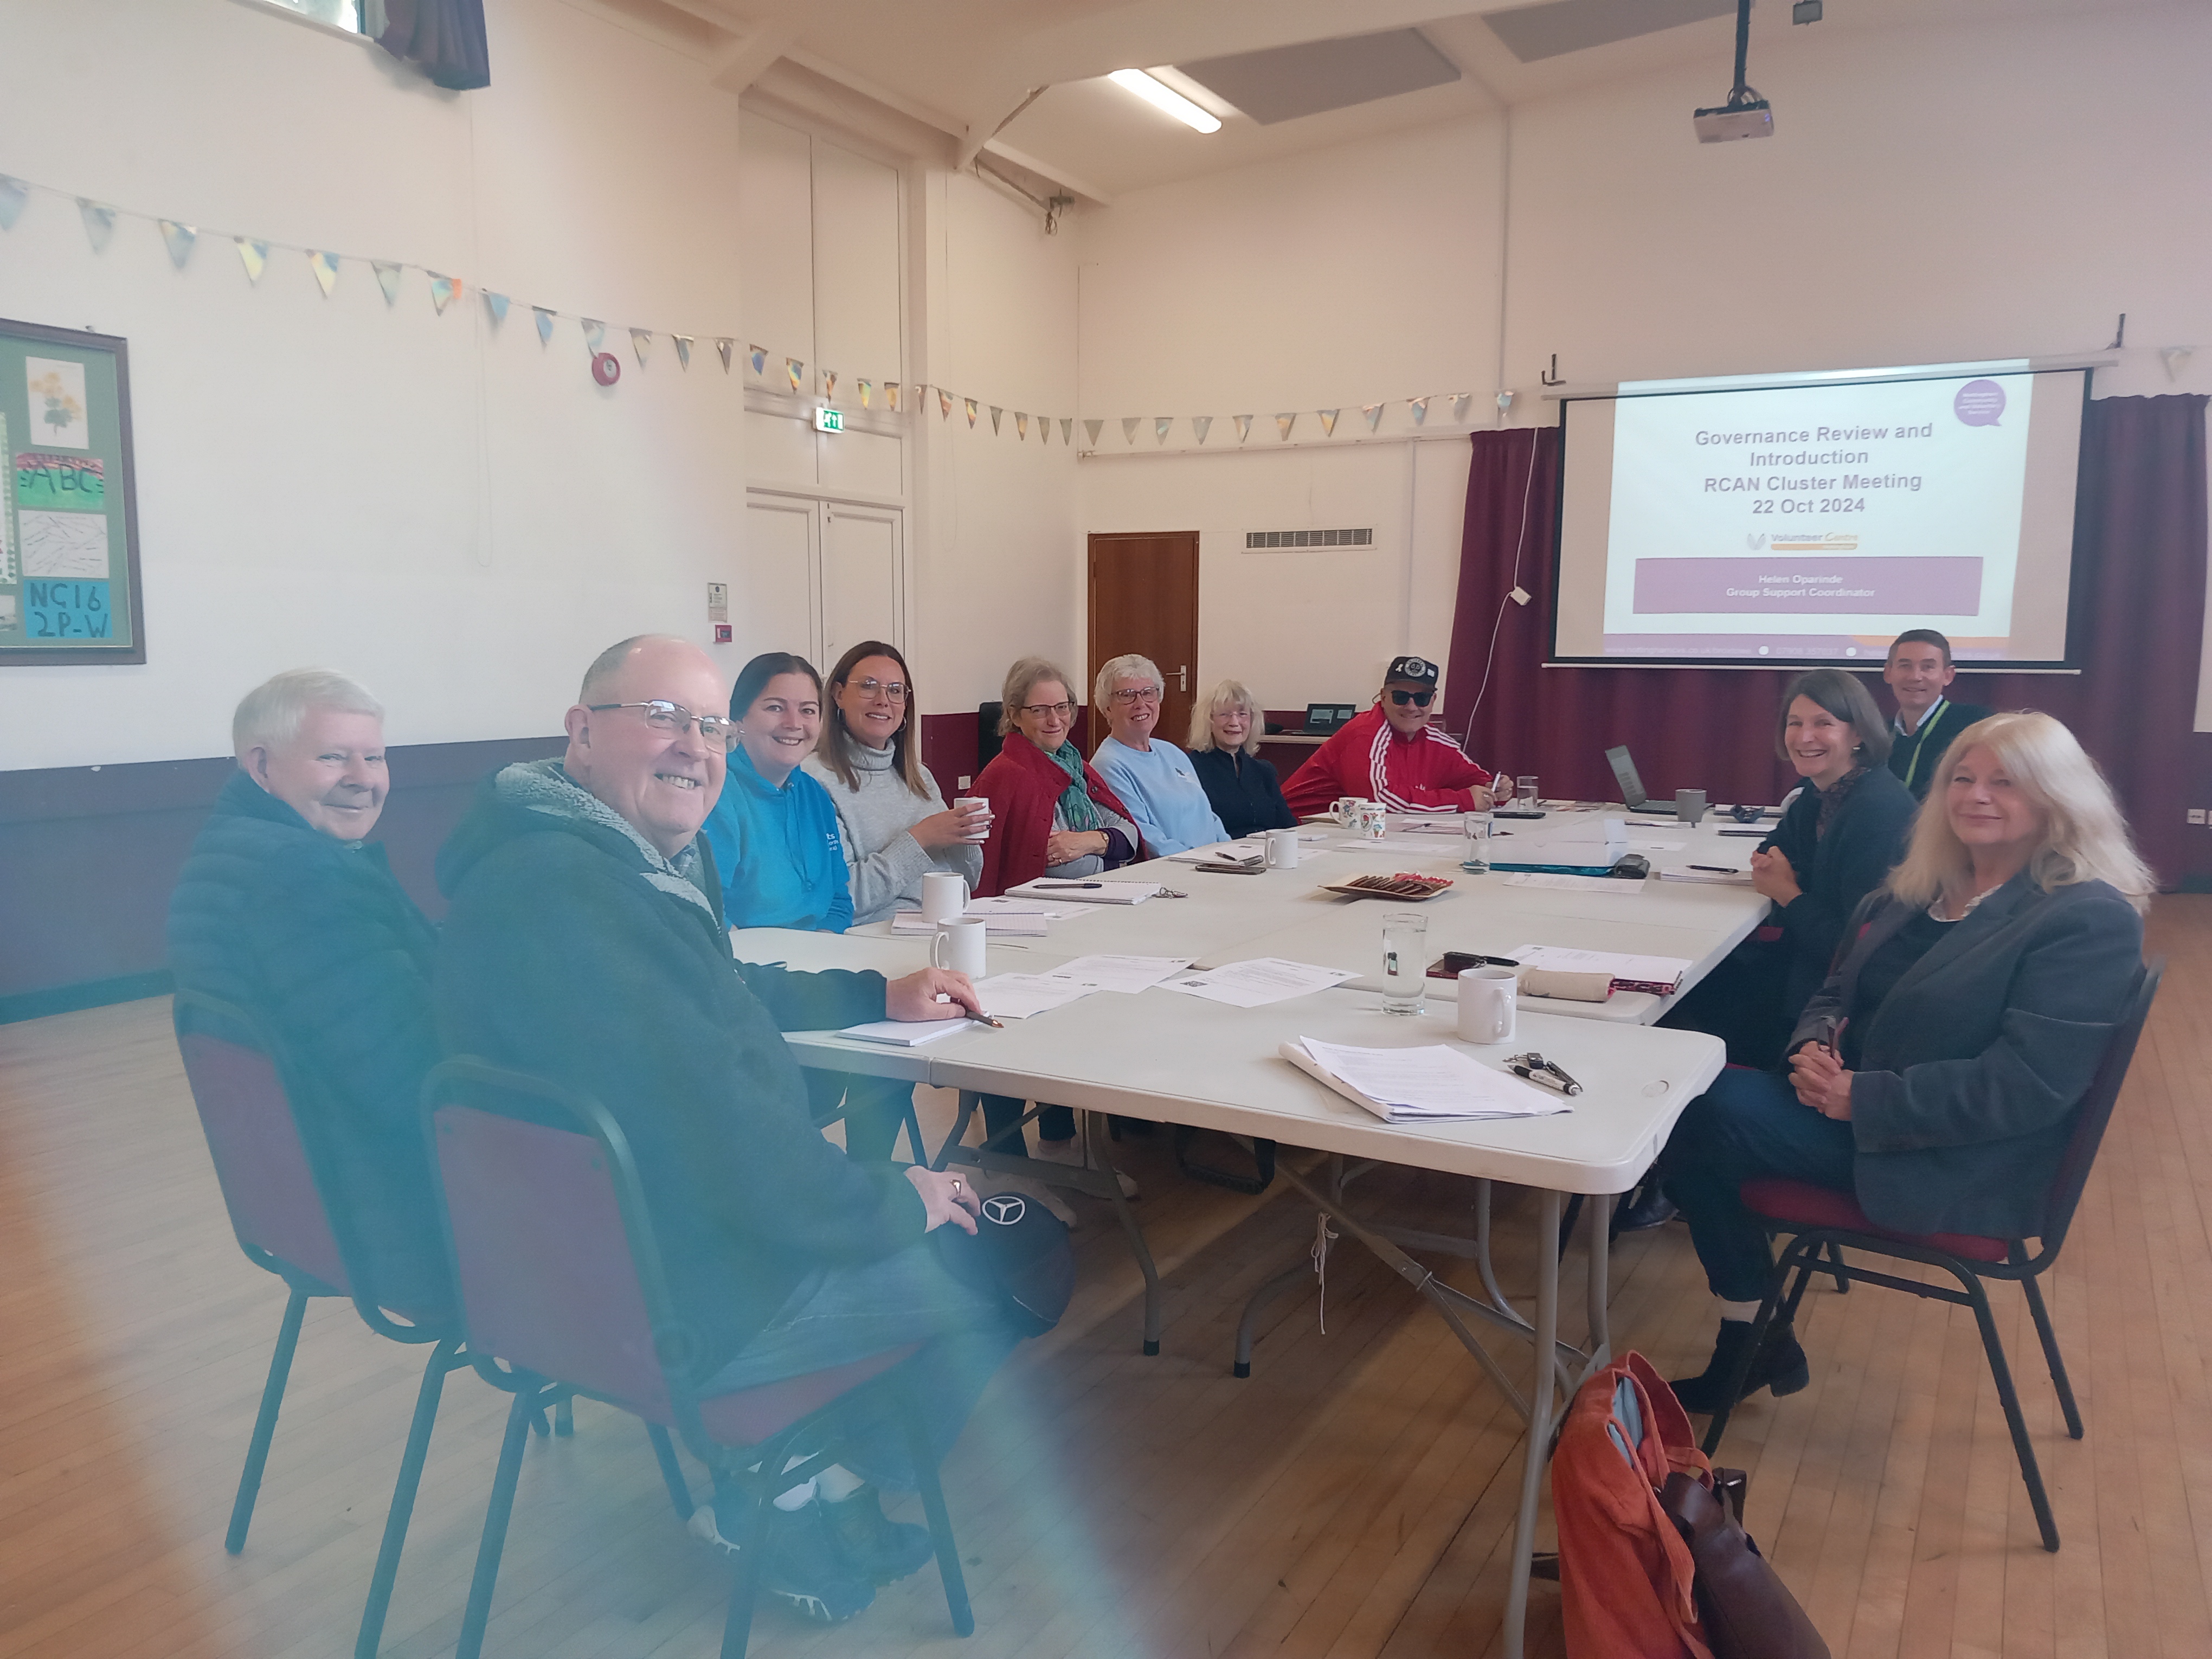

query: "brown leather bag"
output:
1658 1470 1830 1659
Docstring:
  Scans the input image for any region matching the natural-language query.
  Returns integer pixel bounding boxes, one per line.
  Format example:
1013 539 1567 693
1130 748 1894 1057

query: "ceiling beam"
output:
710 18 804 91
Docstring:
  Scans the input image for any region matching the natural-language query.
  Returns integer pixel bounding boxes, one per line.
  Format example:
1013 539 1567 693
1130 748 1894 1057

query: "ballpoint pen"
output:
1032 880 1102 889
963 1009 1005 1029
1508 1053 1584 1096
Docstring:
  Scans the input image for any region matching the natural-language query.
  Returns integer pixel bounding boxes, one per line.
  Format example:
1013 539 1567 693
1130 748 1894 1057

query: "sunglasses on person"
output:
1387 688 1436 708
587 700 741 751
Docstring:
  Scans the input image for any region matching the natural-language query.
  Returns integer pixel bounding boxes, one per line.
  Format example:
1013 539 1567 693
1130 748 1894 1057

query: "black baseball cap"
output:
1385 654 1439 687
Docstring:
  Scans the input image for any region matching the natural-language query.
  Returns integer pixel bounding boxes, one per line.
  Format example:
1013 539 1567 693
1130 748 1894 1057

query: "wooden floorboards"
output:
3 897 2209 1657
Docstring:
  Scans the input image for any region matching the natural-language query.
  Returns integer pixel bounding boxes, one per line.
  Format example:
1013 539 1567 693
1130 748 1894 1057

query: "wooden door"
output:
1086 531 1200 754
742 495 819 665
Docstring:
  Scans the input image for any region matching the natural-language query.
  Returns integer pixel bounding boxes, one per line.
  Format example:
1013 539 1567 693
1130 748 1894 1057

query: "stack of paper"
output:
1657 867 1752 886
1507 943 1691 995
839 1017 969 1047
890 910 1048 936
970 973 1098 1020
1004 878 1159 905
1282 1039 1572 1123
1168 841 1268 865
1502 872 1644 895
1156 959 1358 1007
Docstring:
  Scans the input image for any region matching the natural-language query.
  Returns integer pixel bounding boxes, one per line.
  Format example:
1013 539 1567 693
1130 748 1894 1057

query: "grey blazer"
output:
1789 873 2143 1241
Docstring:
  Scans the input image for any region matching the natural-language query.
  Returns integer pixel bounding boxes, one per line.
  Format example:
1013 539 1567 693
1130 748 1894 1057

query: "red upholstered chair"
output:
422 1057 974 1659
176 988 490 1659
1699 960 2162 1553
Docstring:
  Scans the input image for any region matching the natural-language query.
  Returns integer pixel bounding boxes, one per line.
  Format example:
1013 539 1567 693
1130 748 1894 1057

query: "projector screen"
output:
1552 361 2089 668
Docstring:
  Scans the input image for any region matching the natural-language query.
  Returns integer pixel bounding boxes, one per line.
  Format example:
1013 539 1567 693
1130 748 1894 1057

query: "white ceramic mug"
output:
1675 788 1708 827
1356 801 1387 839
919 870 969 923
930 916 987 979
1266 827 1300 869
1333 795 1359 826
953 796 993 843
1457 966 1517 1044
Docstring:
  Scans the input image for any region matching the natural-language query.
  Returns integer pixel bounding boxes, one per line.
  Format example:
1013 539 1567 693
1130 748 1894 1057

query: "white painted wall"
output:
909 168 1081 717
1075 4 2212 709
0 0 749 770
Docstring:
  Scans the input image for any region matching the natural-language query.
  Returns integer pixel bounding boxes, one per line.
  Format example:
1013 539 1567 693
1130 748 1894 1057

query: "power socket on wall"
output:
2189 809 2207 825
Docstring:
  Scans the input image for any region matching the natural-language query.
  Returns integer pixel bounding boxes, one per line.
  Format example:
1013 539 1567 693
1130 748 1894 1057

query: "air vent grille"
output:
1244 528 1374 550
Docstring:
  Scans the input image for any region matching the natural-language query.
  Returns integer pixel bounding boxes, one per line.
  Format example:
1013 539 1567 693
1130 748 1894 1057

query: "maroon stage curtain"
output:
1442 396 2209 886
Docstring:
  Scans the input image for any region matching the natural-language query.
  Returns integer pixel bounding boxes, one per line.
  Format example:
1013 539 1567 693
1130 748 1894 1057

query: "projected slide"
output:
1553 363 2086 666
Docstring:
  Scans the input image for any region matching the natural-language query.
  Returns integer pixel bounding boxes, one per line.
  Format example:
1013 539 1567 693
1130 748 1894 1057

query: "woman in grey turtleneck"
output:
804 641 985 928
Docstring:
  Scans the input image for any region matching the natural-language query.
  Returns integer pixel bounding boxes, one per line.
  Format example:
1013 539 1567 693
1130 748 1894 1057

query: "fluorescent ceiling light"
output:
1108 68 1223 133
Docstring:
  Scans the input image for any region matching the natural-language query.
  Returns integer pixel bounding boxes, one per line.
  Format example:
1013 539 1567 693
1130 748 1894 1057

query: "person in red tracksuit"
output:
1281 654 1503 816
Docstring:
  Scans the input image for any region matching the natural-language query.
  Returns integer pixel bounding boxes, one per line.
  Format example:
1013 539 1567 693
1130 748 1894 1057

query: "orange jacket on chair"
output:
1552 1352 1714 1659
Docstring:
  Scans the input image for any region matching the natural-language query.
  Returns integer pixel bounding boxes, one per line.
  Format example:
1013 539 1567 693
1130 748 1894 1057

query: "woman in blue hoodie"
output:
703 652 851 933
705 652 930 1160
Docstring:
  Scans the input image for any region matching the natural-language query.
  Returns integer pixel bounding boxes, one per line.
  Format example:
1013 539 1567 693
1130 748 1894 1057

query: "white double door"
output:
742 491 905 674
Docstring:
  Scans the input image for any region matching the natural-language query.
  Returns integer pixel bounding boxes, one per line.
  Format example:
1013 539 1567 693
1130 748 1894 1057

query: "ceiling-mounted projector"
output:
1695 0 1773 142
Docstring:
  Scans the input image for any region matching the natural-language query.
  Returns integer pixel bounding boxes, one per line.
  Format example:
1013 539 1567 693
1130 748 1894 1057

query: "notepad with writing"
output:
1004 878 1157 904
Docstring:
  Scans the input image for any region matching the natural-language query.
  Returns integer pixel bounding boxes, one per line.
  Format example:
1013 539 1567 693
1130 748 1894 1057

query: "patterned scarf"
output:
1042 741 1104 832
1815 764 1869 839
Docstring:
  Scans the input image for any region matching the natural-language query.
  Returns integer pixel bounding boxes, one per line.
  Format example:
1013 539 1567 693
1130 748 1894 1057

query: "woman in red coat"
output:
969 655 1145 1209
975 656 1144 896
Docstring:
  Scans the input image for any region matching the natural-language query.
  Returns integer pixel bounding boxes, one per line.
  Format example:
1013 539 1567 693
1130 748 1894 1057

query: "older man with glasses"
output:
434 634 1043 1629
1088 653 1230 856
1281 654 1502 817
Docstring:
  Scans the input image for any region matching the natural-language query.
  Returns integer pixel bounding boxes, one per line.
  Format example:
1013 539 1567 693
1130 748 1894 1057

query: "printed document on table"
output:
973 973 1098 1020
1283 1038 1570 1123
1004 878 1157 904
1044 954 1194 995
1506 944 1692 985
1501 872 1645 895
1167 841 1268 865
1156 958 1358 1008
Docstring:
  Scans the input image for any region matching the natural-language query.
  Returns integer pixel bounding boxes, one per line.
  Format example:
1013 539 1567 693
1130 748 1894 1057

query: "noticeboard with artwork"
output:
0 317 145 665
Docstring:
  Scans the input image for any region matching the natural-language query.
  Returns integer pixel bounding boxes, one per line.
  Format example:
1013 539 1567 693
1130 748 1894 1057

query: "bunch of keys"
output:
1506 1052 1583 1096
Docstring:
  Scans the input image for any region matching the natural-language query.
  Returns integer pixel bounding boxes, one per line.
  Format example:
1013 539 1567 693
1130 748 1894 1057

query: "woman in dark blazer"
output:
1186 678 1297 841
1661 711 2152 1410
1661 668 1917 1070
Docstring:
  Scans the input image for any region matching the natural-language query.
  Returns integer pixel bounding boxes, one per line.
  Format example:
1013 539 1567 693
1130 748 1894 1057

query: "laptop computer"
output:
1299 703 1358 737
1604 745 1675 815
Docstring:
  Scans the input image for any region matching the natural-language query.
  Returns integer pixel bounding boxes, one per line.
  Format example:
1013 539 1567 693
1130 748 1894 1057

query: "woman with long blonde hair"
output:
1660 711 2150 1411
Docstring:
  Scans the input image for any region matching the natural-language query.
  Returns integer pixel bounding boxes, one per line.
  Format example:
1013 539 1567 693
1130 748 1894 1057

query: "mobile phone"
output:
1428 950 1520 979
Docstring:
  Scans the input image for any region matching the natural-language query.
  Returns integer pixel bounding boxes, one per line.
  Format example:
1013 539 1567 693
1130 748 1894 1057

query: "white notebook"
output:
1004 878 1158 905
836 1017 969 1047
1282 1039 1570 1124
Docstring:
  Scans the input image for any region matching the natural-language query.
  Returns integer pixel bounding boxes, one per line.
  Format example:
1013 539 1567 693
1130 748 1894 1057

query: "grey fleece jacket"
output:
803 743 983 925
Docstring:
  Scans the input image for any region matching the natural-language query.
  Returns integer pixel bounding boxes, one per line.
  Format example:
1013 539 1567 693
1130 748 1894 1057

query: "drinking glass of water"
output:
1381 912 1428 1015
1462 811 1492 872
1516 774 1540 807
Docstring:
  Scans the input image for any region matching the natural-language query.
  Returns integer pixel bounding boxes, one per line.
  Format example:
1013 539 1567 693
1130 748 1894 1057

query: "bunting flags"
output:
964 398 979 427
236 237 268 284
1317 408 1339 436
822 369 837 400
583 319 606 350
1234 414 1253 443
941 389 954 420
785 357 803 393
430 274 461 313
1014 411 1027 439
308 250 339 297
535 307 556 344
1121 416 1140 445
989 406 1003 435
718 339 735 372
1451 393 1472 422
674 335 692 369
629 327 652 365
77 200 116 252
376 262 404 305
1409 396 1430 425
484 292 510 326
1154 417 1172 445
1276 413 1297 441
159 220 197 269
0 176 26 231
1084 418 1103 447
887 382 900 411
858 379 872 408
1060 417 1073 444
1362 403 1384 432
748 344 766 375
